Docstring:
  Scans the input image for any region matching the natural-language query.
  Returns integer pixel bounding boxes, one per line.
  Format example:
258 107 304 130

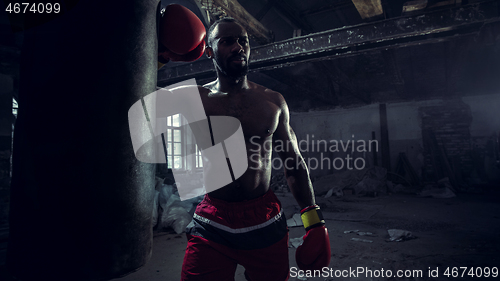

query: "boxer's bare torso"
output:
197 81 285 201
191 19 313 207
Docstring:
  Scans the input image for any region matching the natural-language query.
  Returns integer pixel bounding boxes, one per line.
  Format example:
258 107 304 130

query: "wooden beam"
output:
352 0 384 19
211 0 273 44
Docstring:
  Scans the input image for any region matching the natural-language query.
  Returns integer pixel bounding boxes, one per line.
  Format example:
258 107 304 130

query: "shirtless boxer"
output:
181 18 331 281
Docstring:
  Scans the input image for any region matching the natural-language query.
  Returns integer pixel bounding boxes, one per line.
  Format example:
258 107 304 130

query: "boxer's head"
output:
206 18 250 80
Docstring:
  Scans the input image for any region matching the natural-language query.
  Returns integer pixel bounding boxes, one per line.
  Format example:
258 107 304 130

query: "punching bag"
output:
7 0 159 280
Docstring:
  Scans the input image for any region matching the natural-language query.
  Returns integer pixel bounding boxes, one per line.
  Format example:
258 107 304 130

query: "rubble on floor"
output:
386 180 405 193
286 213 303 227
417 177 456 198
289 236 305 248
153 177 204 234
345 229 376 243
351 238 373 243
344 230 375 237
387 229 416 242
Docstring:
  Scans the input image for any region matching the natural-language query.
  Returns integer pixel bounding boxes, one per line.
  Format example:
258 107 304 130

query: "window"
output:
12 97 18 118
160 114 203 171
195 144 203 168
165 114 183 169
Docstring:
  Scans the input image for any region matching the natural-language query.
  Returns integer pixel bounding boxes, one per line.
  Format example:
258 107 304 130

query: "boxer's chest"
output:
203 93 281 140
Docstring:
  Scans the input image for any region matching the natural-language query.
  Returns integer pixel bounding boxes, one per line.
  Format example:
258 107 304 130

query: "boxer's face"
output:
208 22 250 79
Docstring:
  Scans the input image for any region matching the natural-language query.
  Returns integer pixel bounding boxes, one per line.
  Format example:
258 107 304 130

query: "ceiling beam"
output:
210 0 274 44
158 1 500 85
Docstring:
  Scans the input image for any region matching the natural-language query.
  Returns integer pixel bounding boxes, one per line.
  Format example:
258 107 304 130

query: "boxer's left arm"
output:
272 94 314 209
272 93 331 271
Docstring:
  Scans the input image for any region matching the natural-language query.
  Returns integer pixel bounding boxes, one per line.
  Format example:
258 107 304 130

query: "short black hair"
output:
206 17 243 47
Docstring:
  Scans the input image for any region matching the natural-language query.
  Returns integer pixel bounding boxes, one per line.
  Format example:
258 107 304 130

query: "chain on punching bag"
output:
7 1 159 280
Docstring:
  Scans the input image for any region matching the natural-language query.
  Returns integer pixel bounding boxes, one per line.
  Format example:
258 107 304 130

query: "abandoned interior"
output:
1 0 500 280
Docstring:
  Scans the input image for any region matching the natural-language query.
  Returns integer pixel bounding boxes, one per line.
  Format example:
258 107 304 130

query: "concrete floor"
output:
1 189 499 281
114 189 500 281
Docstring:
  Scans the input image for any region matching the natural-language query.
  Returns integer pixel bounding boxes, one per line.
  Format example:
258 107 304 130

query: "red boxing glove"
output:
158 4 206 68
295 205 331 270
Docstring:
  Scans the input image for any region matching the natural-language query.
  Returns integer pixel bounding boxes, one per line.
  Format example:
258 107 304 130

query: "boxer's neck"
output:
212 74 249 95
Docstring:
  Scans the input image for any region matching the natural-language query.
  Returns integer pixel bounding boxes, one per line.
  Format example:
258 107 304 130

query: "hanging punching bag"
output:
7 1 161 280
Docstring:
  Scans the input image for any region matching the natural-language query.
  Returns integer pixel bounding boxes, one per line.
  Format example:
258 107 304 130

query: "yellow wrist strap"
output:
301 205 325 231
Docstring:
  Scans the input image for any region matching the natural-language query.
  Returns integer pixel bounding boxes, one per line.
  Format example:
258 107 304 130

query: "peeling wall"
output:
289 93 500 186
289 102 423 180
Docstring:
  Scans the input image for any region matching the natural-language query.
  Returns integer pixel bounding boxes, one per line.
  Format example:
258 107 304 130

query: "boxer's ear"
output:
205 46 213 59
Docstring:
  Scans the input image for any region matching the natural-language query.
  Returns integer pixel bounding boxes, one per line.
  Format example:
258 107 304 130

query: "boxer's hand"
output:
295 205 331 270
158 4 206 69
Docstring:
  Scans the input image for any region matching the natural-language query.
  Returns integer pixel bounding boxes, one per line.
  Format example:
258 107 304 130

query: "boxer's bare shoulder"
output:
250 81 286 110
247 81 288 128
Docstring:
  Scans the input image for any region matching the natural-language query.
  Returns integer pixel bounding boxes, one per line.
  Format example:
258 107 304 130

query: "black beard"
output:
226 64 249 80
214 56 249 80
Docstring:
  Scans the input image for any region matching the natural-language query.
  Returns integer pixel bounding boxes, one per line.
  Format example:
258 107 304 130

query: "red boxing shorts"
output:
181 189 289 281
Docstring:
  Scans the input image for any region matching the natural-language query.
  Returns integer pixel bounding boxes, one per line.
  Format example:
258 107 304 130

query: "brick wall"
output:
419 98 473 183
